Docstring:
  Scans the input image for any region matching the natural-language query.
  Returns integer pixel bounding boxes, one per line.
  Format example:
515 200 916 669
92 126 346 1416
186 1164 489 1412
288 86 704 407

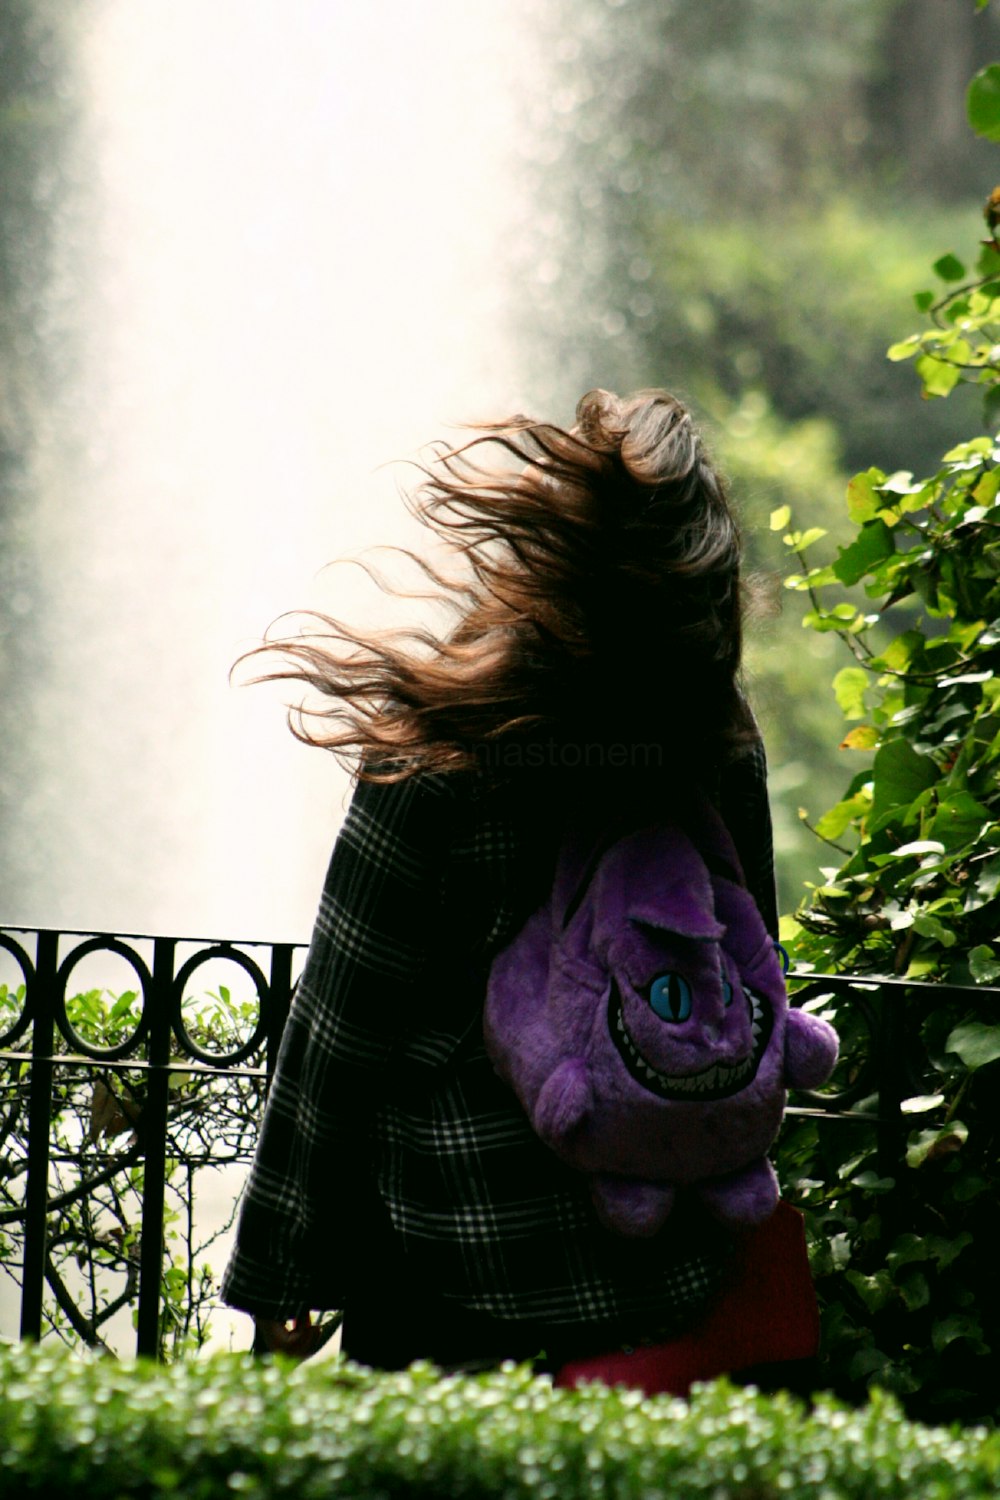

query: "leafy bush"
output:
1 1343 999 1499
773 70 1000 1424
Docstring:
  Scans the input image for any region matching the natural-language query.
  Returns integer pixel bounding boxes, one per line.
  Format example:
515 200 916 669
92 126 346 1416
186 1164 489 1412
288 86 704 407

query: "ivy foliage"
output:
774 60 1000 1425
3 1345 1000 1499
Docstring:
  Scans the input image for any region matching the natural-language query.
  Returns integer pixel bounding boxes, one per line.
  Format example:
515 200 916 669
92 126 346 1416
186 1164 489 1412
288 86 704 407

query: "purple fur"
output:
785 1006 839 1090
591 1175 675 1238
535 1058 592 1146
698 1157 779 1228
485 805 839 1237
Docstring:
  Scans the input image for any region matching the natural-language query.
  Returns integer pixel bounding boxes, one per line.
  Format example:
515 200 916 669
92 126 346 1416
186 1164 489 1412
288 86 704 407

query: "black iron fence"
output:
0 924 304 1357
0 923 994 1359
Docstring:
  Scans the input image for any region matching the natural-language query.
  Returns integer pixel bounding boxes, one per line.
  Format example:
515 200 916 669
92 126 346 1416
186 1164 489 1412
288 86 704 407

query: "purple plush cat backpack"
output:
484 798 838 1238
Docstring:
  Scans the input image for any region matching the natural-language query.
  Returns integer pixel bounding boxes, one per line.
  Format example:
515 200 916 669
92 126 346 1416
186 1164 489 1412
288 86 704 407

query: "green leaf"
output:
841 724 878 750
900 1093 945 1114
846 1268 893 1313
872 630 923 673
913 290 935 312
769 504 791 531
905 954 940 979
944 336 972 365
906 1120 968 1167
887 335 921 362
946 1020 1000 1070
979 245 1000 282
803 607 858 633
967 63 1000 142
932 253 967 283
932 1313 985 1354
813 792 866 840
928 792 992 851
828 1231 853 1272
794 563 838 588
886 1232 928 1272
888 840 945 860
109 990 139 1024
929 1229 974 1269
832 519 895 585
898 1271 930 1312
879 469 924 495
952 1172 988 1203
870 739 938 823
850 1171 895 1194
847 1345 894 1382
969 943 1000 983
911 913 957 947
965 853 1000 911
915 354 962 398
973 468 1000 505
832 666 868 719
941 438 992 468
845 469 885 525
794 526 827 550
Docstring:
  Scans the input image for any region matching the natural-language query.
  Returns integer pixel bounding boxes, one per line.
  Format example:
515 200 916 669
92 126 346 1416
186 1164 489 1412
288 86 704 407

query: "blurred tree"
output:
0 1 88 835
513 0 1000 911
869 0 1000 196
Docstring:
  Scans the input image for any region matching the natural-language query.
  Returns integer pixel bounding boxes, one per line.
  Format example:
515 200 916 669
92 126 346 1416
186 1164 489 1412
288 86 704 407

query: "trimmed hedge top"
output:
0 1344 998 1499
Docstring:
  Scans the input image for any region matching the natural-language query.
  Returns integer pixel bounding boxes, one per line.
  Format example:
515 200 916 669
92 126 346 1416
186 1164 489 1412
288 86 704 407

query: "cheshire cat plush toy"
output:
484 804 838 1238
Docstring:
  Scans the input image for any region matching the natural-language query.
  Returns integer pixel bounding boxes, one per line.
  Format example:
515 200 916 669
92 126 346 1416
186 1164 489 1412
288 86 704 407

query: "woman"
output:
221 388 778 1370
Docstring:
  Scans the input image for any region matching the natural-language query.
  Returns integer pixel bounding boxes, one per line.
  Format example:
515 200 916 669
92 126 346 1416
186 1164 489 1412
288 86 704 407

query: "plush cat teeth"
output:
608 983 773 1102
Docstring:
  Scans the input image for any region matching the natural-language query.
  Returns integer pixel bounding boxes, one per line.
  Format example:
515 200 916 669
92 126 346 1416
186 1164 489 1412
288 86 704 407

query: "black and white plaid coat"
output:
222 742 779 1345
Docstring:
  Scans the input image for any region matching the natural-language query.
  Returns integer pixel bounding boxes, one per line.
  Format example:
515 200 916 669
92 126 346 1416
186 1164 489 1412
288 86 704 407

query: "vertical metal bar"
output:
266 944 295 1085
20 930 59 1341
135 936 174 1359
875 982 906 1241
247 944 296 1357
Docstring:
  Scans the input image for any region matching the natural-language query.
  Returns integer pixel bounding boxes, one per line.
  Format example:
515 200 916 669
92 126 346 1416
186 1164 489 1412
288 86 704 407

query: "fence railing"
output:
0 924 304 1357
1 923 995 1359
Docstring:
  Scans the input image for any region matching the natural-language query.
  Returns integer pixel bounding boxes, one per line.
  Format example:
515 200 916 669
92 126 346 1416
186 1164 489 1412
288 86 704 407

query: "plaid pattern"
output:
222 743 779 1339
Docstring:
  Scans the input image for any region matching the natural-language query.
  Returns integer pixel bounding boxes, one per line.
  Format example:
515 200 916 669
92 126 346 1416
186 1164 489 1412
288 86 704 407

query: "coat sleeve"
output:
220 773 455 1320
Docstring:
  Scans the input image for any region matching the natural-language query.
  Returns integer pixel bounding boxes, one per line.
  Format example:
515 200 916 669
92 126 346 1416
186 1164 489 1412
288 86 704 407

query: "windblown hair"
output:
245 389 758 783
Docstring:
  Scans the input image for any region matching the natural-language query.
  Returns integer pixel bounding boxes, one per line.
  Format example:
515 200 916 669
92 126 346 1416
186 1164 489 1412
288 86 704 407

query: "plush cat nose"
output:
702 1023 721 1044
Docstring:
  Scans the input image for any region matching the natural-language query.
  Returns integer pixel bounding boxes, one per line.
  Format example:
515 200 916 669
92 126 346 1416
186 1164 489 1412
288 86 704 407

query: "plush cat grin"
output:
608 982 774 1102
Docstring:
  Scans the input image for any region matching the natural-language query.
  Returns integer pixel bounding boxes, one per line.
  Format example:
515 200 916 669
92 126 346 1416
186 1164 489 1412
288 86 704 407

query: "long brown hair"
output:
243 388 757 783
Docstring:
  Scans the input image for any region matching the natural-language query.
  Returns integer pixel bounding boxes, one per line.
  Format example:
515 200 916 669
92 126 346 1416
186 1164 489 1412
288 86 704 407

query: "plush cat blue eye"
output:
649 973 692 1023
721 976 734 1007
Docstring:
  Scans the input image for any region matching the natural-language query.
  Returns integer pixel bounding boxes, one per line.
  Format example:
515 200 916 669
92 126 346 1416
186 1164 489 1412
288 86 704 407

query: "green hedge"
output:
1 1344 998 1498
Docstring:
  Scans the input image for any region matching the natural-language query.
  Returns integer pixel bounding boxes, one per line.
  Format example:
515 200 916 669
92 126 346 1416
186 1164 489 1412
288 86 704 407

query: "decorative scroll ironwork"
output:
2 926 998 1361
0 925 304 1359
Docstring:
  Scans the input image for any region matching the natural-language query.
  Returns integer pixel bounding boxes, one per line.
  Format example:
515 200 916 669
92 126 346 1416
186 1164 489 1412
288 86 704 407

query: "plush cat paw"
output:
534 1058 592 1148
784 1007 839 1091
591 1175 676 1238
698 1157 779 1227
